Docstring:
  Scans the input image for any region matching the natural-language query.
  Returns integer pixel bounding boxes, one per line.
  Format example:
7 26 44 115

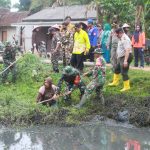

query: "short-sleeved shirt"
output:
117 33 132 58
39 85 58 95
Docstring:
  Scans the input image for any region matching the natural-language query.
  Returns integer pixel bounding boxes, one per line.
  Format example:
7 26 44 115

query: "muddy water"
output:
0 122 150 150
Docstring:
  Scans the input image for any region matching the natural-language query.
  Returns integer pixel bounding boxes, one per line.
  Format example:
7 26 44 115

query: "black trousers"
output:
115 53 133 81
87 47 95 62
70 53 84 71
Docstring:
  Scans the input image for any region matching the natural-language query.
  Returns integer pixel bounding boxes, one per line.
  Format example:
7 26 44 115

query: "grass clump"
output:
0 54 150 127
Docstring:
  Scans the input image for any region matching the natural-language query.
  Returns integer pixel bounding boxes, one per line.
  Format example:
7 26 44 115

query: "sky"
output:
11 0 19 12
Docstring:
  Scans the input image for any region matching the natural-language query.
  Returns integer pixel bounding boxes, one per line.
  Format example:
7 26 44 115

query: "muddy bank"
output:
0 94 149 128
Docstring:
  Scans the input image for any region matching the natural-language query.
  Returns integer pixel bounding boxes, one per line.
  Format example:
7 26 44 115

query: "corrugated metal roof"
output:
23 5 96 22
0 11 29 26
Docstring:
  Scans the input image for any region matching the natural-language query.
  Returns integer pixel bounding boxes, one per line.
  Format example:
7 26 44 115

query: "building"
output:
13 5 96 51
0 8 29 45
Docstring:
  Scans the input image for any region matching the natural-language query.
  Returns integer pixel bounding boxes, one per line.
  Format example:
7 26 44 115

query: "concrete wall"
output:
0 26 17 43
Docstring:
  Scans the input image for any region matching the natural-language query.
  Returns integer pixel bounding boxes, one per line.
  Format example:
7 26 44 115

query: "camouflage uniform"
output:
38 41 47 58
57 66 86 104
51 32 61 72
61 30 73 66
1 42 17 83
76 49 106 108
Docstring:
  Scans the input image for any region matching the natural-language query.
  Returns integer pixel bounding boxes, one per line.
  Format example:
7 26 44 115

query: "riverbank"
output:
0 54 150 127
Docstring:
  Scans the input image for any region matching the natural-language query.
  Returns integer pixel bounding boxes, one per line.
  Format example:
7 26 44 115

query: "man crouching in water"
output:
75 48 106 108
37 77 58 106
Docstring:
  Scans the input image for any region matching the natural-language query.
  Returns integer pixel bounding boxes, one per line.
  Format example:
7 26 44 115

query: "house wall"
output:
0 27 17 43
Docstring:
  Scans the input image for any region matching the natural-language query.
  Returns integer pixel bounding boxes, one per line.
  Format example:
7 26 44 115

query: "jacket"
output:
73 29 91 54
132 32 145 48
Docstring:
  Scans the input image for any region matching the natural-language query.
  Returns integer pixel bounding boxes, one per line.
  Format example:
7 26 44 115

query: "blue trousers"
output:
102 44 110 63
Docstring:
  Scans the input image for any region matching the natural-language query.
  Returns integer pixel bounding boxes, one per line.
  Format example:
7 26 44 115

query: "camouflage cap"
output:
93 48 104 54
63 66 74 75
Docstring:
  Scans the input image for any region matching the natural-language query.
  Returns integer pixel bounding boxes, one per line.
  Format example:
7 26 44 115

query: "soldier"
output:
1 42 17 83
57 66 86 105
75 48 106 108
48 25 61 73
37 77 58 106
61 22 73 66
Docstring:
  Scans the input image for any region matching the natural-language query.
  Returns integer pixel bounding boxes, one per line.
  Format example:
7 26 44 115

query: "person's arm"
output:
84 32 91 54
57 75 64 94
123 39 132 67
92 28 98 47
3 52 11 65
142 32 146 49
36 93 43 103
54 33 61 52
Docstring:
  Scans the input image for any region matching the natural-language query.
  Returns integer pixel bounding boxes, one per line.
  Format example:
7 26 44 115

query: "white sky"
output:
11 0 19 12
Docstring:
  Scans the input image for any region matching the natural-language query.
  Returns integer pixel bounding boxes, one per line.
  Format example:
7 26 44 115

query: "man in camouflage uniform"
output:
61 22 74 66
75 48 106 108
57 66 86 105
1 42 17 83
48 25 61 73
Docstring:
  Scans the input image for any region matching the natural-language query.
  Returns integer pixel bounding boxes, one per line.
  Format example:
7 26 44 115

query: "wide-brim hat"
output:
93 48 104 54
122 23 130 28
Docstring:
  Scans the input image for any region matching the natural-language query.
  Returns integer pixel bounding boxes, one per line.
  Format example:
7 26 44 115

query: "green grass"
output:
0 54 150 127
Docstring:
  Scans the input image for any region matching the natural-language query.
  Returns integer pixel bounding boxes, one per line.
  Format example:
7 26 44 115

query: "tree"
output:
13 0 31 11
0 0 11 8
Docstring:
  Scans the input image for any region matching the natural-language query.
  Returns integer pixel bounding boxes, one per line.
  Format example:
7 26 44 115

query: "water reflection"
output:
0 123 150 150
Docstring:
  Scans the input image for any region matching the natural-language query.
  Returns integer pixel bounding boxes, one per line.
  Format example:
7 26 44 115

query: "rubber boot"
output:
120 80 130 92
108 74 120 86
75 94 87 109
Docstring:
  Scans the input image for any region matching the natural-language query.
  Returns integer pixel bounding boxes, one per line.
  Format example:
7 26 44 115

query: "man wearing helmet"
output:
1 41 17 84
75 48 106 108
57 66 86 105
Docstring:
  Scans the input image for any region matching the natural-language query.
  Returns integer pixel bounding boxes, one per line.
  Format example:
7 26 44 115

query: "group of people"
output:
0 15 146 108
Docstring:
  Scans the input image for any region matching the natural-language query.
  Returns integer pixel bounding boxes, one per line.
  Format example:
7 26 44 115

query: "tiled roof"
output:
23 5 96 22
0 9 29 26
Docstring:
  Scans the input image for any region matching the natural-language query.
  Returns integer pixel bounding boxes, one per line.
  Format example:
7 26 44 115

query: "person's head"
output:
112 21 118 29
75 23 82 32
115 27 124 39
5 41 12 50
97 24 102 30
104 23 111 31
87 19 94 28
135 24 142 32
122 23 130 33
63 66 74 75
44 77 52 89
93 48 104 59
64 16 72 25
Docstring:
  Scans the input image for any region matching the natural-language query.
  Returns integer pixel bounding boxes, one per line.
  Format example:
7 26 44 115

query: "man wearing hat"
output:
108 28 133 92
122 23 131 38
48 25 61 73
107 22 119 71
1 41 17 83
87 19 98 62
75 48 106 108
57 65 86 105
71 23 90 72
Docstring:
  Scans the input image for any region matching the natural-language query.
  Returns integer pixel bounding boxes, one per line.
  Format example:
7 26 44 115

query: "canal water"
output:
0 122 150 150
